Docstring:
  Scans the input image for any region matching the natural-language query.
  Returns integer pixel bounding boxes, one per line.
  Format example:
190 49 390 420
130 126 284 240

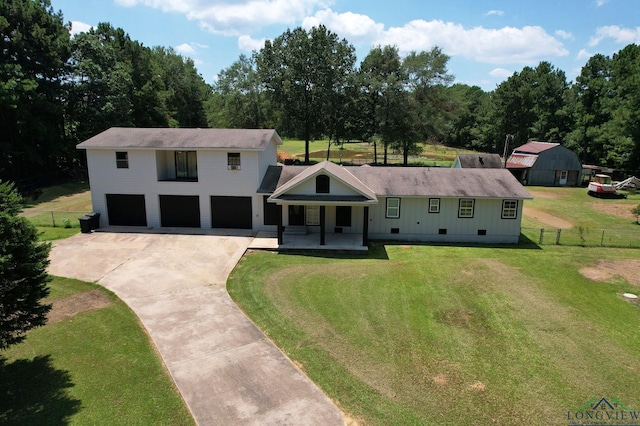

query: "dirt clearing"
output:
48 290 112 324
579 259 640 287
589 202 637 221
523 207 573 228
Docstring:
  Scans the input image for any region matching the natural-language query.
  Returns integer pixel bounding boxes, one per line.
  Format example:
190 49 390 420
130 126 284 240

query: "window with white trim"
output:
502 200 518 219
386 198 400 218
429 198 440 213
116 151 129 169
458 199 474 218
306 205 320 225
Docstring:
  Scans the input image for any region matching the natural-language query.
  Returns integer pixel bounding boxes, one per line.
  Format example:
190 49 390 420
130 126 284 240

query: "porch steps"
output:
284 225 308 235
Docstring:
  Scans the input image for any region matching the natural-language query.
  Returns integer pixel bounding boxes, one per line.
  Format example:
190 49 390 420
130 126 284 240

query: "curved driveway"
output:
48 230 344 425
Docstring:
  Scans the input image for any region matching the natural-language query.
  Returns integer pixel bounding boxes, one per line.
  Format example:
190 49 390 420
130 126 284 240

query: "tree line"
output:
2 0 639 189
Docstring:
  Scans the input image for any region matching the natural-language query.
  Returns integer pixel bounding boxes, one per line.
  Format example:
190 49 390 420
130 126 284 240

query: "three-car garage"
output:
105 194 253 229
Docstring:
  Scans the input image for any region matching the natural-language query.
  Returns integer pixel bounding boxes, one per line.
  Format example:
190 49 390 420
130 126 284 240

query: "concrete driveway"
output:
48 230 344 425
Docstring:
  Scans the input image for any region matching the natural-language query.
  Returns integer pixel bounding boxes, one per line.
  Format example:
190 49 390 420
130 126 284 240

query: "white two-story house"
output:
77 127 281 230
78 127 532 245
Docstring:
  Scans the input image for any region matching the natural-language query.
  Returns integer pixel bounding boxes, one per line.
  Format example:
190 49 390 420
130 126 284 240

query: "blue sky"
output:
51 0 640 90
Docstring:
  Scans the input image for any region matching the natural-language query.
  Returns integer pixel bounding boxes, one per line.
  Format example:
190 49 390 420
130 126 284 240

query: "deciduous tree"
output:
256 25 356 163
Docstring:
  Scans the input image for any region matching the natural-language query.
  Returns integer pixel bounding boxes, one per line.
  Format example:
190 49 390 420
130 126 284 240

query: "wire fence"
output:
522 227 640 248
23 210 93 229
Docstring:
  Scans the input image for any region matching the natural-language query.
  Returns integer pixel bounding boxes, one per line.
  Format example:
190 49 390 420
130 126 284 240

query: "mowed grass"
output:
1 276 194 425
20 180 92 240
278 139 475 166
228 244 640 425
521 186 640 247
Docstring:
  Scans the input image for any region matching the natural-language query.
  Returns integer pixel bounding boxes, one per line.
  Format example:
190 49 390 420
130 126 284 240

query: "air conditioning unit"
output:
229 165 240 171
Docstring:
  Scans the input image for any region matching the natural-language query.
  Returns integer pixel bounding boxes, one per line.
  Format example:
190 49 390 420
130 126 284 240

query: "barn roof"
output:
506 153 538 169
77 127 282 150
513 141 560 154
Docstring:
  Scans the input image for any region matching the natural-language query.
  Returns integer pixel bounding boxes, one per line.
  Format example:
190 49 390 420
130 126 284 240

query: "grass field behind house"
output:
521 186 640 246
278 138 476 166
1 276 194 425
20 181 92 240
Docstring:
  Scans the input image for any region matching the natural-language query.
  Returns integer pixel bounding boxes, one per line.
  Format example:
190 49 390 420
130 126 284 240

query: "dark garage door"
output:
106 194 147 226
211 196 252 229
160 195 201 228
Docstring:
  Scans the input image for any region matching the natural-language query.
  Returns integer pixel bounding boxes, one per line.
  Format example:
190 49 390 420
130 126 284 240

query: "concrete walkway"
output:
48 230 344 425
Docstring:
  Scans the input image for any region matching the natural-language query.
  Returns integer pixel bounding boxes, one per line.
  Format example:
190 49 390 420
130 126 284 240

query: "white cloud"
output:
70 21 92 36
555 30 573 40
489 68 513 78
485 10 504 17
176 43 196 54
375 20 569 64
595 0 610 6
238 35 266 51
115 0 332 35
302 8 384 44
588 25 640 46
577 49 593 60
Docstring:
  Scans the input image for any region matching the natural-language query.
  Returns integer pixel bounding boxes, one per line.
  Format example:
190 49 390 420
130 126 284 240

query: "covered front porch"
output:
250 231 368 252
274 203 371 248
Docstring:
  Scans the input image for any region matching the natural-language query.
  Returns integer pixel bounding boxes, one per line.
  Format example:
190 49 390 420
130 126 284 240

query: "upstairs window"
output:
116 151 129 169
502 200 518 219
316 175 330 193
429 198 440 213
386 198 400 218
459 199 474 218
228 153 241 170
175 151 198 180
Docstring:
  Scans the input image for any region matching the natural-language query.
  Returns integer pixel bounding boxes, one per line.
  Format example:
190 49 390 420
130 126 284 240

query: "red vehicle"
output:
587 174 627 199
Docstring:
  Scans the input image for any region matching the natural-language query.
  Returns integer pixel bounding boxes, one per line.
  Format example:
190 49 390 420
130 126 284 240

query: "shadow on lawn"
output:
277 235 541 260
0 355 81 424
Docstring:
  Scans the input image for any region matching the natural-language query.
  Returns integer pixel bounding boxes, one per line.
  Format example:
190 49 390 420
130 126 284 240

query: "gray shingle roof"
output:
260 163 532 200
271 161 377 201
77 127 282 150
350 167 532 199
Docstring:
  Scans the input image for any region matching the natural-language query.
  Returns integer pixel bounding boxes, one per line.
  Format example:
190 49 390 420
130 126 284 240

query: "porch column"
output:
362 206 369 246
320 206 326 246
277 204 283 244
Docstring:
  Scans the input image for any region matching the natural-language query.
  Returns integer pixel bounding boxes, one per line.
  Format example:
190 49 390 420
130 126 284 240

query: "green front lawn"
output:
1 276 194 425
228 244 640 425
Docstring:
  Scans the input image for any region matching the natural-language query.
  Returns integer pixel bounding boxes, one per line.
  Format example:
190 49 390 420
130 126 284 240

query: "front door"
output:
559 170 568 185
288 205 305 226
